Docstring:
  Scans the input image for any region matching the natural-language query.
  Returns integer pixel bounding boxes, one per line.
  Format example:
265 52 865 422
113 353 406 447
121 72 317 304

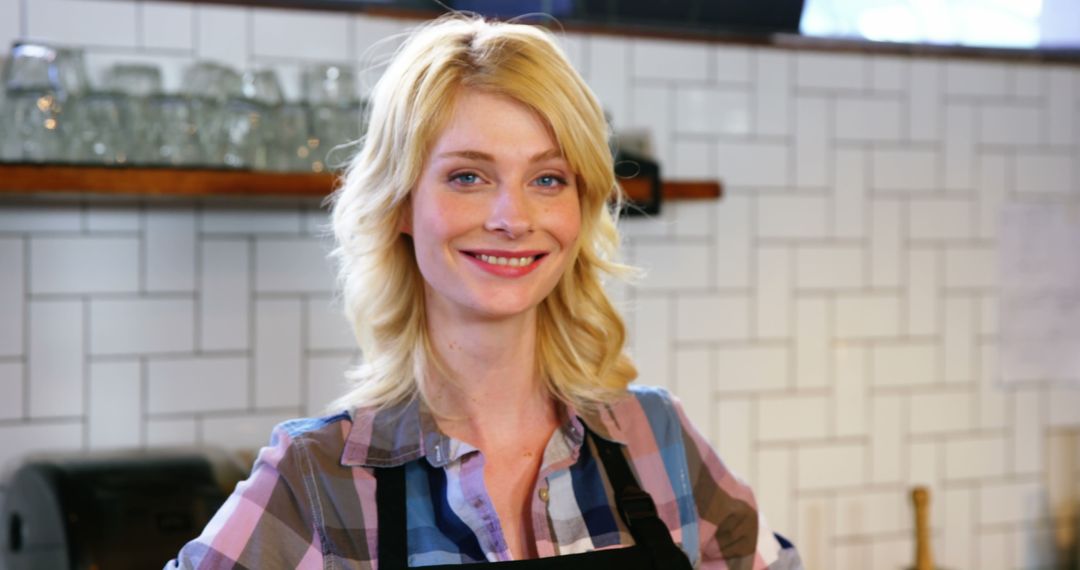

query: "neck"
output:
423 293 554 446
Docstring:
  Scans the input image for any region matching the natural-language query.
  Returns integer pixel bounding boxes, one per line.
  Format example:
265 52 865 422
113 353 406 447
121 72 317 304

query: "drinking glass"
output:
103 63 162 97
6 87 70 162
69 90 130 165
144 94 202 166
301 64 357 106
0 55 13 161
4 43 89 98
272 102 317 172
216 97 269 169
103 63 164 163
241 69 283 106
181 61 243 165
308 100 364 171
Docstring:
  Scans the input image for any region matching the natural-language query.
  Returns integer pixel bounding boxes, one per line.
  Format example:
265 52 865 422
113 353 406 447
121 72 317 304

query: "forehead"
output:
429 88 562 156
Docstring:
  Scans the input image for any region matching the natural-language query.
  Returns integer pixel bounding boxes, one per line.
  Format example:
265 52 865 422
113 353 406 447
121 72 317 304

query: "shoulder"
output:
605 384 687 443
264 412 354 476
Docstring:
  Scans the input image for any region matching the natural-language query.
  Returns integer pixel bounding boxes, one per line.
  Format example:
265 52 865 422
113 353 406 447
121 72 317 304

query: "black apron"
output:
375 430 694 569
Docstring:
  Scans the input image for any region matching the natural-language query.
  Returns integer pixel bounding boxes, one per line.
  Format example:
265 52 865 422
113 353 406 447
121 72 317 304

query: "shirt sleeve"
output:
164 425 325 569
668 393 805 570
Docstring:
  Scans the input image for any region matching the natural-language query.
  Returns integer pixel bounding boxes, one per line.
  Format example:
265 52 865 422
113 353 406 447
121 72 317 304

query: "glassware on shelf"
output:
103 63 163 97
69 90 131 165
5 87 70 162
4 43 89 99
103 63 163 164
2 43 87 163
300 63 365 172
144 94 203 166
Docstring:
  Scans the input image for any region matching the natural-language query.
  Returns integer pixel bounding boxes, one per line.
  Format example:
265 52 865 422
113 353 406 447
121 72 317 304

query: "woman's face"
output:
406 88 581 322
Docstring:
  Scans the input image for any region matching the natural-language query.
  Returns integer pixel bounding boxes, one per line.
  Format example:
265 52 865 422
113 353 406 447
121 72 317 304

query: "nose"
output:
484 184 533 238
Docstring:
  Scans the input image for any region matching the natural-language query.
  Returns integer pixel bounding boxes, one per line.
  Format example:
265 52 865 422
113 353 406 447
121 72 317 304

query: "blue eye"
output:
535 175 567 188
450 172 481 185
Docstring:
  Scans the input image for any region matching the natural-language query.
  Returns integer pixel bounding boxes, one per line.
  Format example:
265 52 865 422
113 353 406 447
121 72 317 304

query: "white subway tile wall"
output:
1 3 1079 568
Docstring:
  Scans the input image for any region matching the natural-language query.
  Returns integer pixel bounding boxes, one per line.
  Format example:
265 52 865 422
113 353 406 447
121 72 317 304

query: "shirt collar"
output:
340 394 630 468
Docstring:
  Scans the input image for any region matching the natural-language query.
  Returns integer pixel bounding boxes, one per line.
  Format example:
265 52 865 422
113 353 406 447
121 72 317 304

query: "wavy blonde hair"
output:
328 14 636 413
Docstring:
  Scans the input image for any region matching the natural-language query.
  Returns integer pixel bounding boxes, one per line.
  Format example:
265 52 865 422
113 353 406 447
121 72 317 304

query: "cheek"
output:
551 195 582 248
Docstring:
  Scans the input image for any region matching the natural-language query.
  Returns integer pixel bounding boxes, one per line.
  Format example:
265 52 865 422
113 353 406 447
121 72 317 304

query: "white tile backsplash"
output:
0 0 20 50
715 345 789 392
26 0 138 47
588 35 629 127
307 354 352 415
306 297 355 352
908 391 972 434
28 300 83 418
3 8 1079 568
979 104 1043 146
0 361 24 420
794 297 828 389
1046 69 1076 146
795 52 864 91
716 140 790 188
30 237 139 294
1015 153 1074 194
908 60 941 141
141 1 194 51
254 298 302 408
714 45 750 84
148 356 248 414
195 4 249 69
675 294 749 342
753 50 791 137
871 148 938 192
0 422 83 471
89 298 195 355
758 395 828 442
199 239 250 351
675 86 750 136
88 360 142 449
632 38 708 82
146 208 197 292
795 245 864 290
755 246 791 338
796 443 866 490
834 96 903 142
252 8 349 61
833 345 868 437
872 343 937 387
757 194 828 239
944 61 1010 97
794 95 829 188
0 237 24 357
908 198 975 240
835 295 901 339
634 242 710 291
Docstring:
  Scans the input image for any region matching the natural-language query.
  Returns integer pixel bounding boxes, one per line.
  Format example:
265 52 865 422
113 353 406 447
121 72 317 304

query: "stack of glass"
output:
0 42 367 172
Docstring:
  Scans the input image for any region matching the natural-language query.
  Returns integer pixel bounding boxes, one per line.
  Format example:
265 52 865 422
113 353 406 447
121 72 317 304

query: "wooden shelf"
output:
0 163 721 203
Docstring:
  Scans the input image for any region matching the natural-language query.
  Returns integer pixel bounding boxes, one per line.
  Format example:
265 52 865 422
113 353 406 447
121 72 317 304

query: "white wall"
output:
2 2 1080 569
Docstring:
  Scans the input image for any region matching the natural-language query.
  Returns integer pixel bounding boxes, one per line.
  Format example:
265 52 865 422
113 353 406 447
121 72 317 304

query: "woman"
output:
169 15 802 569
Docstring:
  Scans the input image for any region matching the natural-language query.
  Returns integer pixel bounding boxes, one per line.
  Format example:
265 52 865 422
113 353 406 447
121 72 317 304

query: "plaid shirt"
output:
166 386 802 569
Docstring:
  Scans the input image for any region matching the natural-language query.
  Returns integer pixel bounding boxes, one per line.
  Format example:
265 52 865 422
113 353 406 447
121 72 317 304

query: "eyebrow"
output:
436 148 564 163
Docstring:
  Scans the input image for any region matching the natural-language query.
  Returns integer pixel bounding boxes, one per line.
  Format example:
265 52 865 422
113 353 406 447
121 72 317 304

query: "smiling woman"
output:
166 13 803 570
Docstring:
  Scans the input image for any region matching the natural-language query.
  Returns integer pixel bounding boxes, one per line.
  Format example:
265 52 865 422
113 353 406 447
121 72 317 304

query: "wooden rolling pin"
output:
911 487 933 570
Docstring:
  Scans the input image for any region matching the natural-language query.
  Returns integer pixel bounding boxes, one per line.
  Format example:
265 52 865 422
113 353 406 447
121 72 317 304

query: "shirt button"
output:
538 487 550 502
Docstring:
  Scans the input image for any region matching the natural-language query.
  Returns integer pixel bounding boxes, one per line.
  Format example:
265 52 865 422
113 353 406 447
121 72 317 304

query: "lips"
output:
460 249 548 277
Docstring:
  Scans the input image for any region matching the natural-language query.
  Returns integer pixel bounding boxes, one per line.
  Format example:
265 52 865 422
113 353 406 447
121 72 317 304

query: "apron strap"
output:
375 464 409 568
590 433 694 570
374 431 692 570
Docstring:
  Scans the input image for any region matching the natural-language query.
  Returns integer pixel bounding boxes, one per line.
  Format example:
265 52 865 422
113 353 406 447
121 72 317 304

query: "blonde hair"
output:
328 14 636 414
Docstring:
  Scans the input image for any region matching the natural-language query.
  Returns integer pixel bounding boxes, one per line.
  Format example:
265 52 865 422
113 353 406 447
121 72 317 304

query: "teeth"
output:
476 254 535 267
